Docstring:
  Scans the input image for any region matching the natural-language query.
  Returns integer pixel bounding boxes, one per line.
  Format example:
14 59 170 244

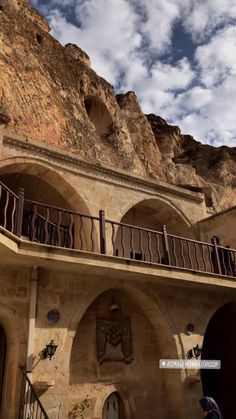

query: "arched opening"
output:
102 392 125 419
0 305 23 419
0 163 97 251
201 302 236 419
120 198 190 235
0 324 6 408
84 96 113 136
113 198 193 264
0 172 71 208
68 287 182 418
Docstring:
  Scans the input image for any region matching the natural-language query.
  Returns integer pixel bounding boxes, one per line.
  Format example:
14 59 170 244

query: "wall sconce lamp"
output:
186 344 202 360
43 340 58 360
185 323 194 335
109 297 121 313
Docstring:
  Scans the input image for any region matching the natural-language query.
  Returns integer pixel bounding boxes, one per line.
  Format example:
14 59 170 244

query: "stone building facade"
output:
0 1 236 419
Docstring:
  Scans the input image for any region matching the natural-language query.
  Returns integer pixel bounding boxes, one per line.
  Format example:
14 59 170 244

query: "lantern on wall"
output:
186 344 202 360
43 340 58 360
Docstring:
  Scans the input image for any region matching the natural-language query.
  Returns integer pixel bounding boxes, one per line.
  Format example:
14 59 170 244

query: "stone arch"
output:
112 197 194 263
201 301 236 419
119 197 192 233
94 385 131 419
66 281 183 357
84 95 113 136
0 302 27 419
102 391 126 419
0 158 99 251
0 158 90 214
66 282 185 419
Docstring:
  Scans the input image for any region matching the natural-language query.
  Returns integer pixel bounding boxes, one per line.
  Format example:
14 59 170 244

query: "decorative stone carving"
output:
97 318 133 364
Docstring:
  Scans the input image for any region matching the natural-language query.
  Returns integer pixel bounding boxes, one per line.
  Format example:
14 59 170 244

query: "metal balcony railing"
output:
0 181 22 235
18 369 48 419
0 181 235 277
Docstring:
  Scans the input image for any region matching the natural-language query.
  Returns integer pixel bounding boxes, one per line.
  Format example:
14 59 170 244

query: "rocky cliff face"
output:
0 0 145 174
1 0 235 213
148 114 236 212
117 94 236 212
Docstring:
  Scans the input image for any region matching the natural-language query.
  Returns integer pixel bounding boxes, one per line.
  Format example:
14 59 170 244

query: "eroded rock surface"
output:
146 114 236 212
1 0 235 212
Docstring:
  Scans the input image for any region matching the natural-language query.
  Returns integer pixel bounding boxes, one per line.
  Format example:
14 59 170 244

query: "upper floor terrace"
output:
0 132 235 282
0 176 235 279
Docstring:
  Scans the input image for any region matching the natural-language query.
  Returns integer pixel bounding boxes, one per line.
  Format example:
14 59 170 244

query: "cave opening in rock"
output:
36 33 43 44
84 96 113 136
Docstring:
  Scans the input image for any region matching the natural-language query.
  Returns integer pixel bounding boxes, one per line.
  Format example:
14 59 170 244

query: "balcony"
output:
0 180 235 278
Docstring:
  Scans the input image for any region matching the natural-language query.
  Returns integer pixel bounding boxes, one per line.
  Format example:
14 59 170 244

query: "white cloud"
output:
195 26 236 87
31 0 74 9
32 0 236 147
183 0 236 42
138 0 180 54
174 72 236 146
120 58 194 116
179 87 213 110
172 26 236 145
151 58 194 91
48 1 142 84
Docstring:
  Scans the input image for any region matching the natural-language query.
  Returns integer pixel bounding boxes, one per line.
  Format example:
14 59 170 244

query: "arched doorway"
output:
68 287 183 418
0 172 70 208
0 324 6 408
113 198 194 264
102 392 125 419
0 161 89 216
0 171 74 247
0 163 97 251
120 198 190 234
201 302 236 419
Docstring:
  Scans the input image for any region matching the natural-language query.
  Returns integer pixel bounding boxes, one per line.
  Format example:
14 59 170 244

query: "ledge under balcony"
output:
0 180 236 291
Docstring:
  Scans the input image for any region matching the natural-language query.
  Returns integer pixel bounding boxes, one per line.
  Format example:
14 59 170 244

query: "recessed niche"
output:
203 186 213 207
36 33 43 44
84 96 113 136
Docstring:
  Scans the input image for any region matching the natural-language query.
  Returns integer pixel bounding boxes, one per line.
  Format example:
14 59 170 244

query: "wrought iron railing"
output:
0 181 22 235
105 219 236 275
0 182 236 277
19 370 48 419
22 199 100 251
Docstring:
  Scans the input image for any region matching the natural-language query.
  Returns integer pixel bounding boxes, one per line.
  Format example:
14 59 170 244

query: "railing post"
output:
162 225 171 265
212 236 222 274
19 369 49 419
99 209 106 254
16 188 24 237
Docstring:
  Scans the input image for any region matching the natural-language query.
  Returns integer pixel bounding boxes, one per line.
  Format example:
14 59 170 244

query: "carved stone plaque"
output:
97 318 133 364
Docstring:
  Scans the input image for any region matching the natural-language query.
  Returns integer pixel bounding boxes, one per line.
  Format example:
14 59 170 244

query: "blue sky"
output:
30 0 236 147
